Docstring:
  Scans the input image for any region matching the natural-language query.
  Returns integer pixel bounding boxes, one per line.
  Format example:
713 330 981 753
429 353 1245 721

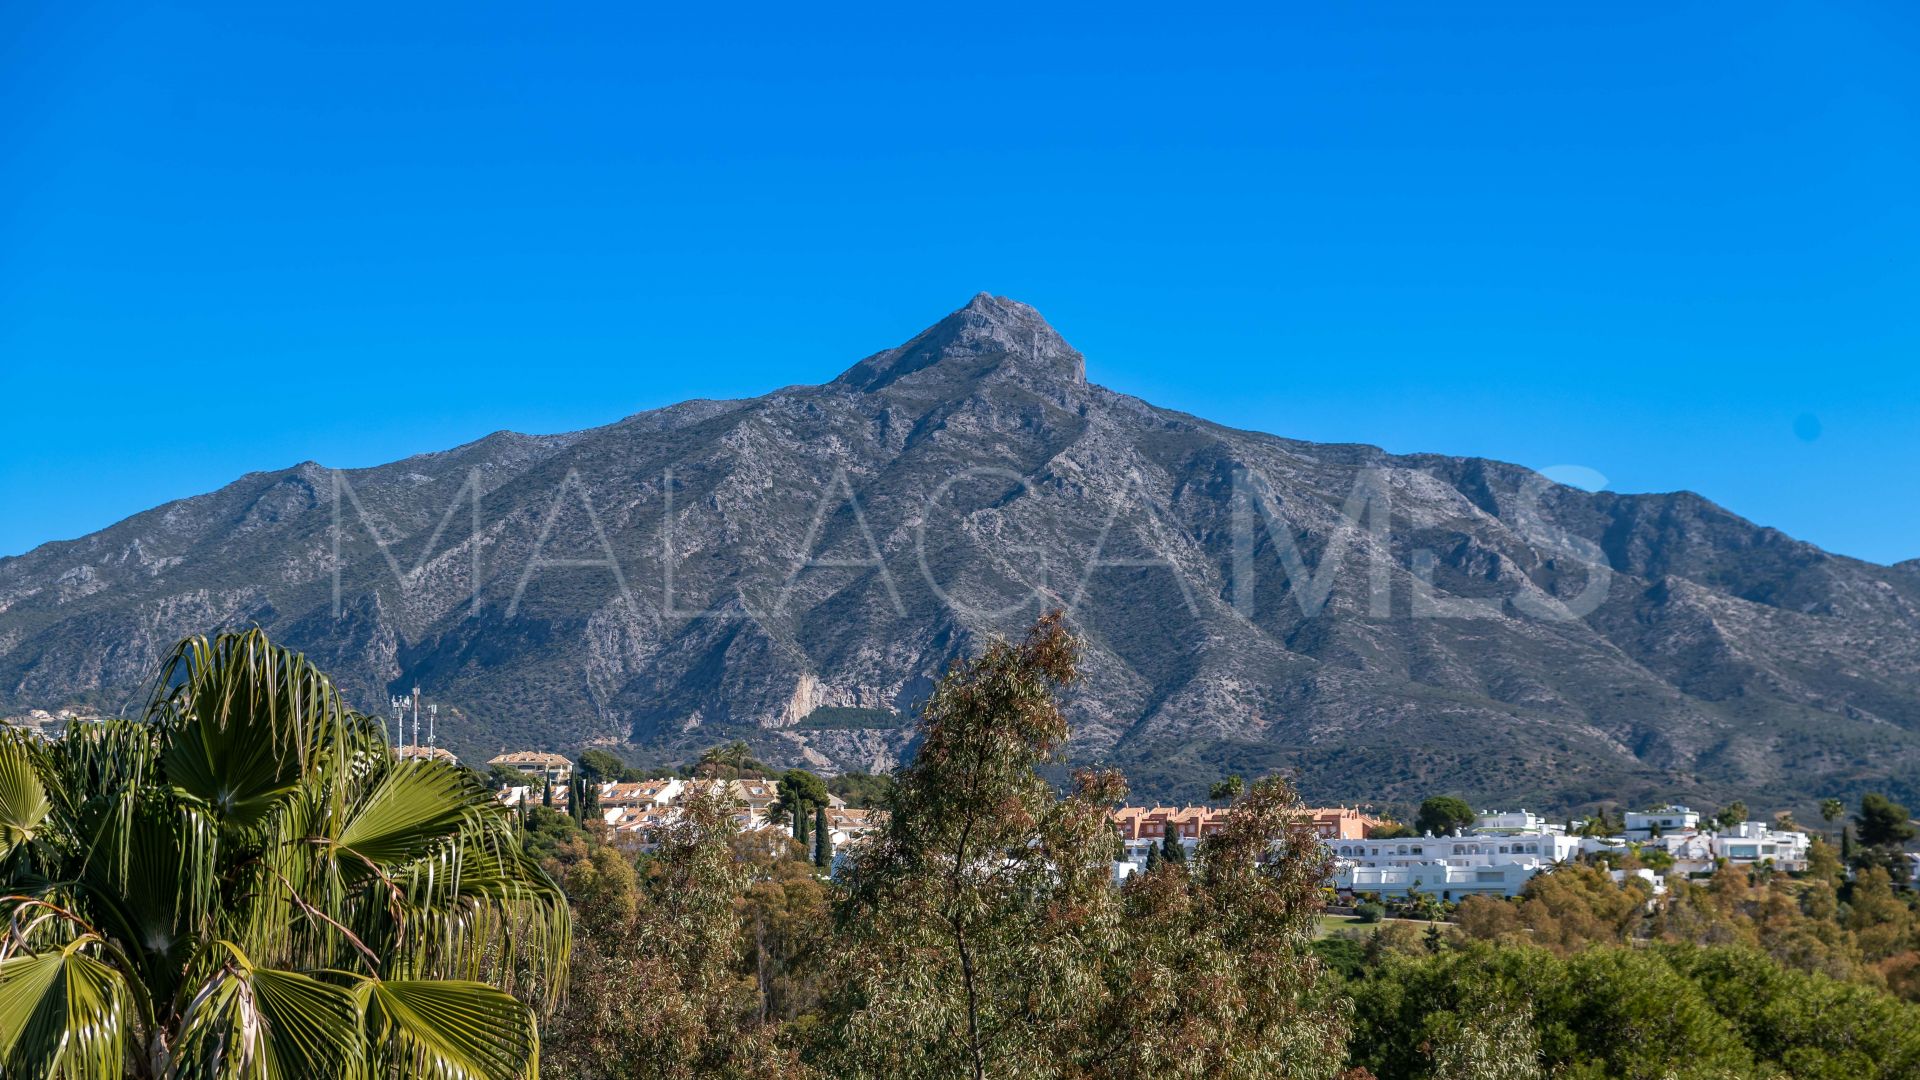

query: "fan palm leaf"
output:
0 628 568 1079
0 939 134 1079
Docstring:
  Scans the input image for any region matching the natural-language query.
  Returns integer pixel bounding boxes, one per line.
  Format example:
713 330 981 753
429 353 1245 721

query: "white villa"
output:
1624 805 1701 839
1641 818 1809 874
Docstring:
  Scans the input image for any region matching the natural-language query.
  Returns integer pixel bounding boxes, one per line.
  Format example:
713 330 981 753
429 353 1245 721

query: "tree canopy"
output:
1857 792 1916 849
1414 796 1476 837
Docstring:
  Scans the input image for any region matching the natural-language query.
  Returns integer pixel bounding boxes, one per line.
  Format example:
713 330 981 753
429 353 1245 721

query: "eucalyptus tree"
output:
0 629 569 1078
813 611 1126 1080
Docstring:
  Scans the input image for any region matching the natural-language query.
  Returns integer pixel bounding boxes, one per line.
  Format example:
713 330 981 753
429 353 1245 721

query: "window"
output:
1411 846 1423 855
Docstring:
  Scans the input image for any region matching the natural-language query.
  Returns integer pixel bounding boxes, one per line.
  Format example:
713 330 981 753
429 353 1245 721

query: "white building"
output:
1473 809 1553 834
1338 860 1548 898
1610 867 1667 898
1329 829 1581 898
1708 820 1808 871
1631 817 1808 875
1624 805 1700 839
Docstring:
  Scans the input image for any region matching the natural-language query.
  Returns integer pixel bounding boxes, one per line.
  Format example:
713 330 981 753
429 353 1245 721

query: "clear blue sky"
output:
3 2 1916 564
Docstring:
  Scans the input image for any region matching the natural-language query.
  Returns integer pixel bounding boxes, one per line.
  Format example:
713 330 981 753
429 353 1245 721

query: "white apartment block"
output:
1329 829 1582 898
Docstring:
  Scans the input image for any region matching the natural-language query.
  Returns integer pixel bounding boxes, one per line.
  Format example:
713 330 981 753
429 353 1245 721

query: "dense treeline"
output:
533 613 1920 1079
1452 846 1919 1001
1343 938 1920 1079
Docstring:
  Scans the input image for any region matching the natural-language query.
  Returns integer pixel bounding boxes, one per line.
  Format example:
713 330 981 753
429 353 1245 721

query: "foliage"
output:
1712 800 1748 829
1157 823 1187 867
769 768 829 829
796 707 906 730
694 741 768 779
735 831 831 1028
0 628 568 1079
1354 902 1386 924
1856 791 1916 850
1454 863 1651 953
484 762 530 789
825 772 893 809
1086 777 1351 1080
1345 936 1920 1079
1208 774 1245 802
810 611 1130 1079
1348 941 1790 1080
520 804 589 865
1413 796 1475 837
1420 995 1541 1080
542 786 792 1079
577 749 643 783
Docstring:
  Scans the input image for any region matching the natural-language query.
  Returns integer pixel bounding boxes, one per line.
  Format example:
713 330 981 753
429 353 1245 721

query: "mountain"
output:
4 294 1919 812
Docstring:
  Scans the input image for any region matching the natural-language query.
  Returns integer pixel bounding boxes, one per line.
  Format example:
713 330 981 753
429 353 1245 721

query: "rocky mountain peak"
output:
4 297 1918 811
832 292 1086 393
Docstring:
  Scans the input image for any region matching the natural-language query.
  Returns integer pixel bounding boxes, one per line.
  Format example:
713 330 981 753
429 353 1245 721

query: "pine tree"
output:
814 805 832 869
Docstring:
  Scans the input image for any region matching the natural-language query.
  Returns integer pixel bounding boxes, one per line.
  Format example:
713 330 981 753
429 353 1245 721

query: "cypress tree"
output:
1161 824 1187 866
814 805 831 869
541 778 552 807
795 799 811 851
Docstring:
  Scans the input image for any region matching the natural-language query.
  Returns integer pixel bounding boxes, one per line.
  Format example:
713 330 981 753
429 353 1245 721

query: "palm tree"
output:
0 629 570 1078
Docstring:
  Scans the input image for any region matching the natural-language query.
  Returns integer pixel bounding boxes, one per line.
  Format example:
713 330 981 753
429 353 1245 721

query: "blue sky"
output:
3 2 1916 564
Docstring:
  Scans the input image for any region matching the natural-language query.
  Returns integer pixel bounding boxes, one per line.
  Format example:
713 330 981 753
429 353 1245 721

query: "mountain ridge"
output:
4 295 1917 812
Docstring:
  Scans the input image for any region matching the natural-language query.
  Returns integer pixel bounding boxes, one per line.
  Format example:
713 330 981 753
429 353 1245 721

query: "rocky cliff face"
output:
4 293 1917 810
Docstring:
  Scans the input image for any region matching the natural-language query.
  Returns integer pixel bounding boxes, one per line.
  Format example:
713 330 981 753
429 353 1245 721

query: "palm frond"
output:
0 731 50 863
332 761 484 873
0 940 133 1079
147 629 356 807
171 942 364 1080
361 977 539 1080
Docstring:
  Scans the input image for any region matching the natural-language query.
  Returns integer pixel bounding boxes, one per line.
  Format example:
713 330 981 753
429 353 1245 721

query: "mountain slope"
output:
4 294 1917 811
